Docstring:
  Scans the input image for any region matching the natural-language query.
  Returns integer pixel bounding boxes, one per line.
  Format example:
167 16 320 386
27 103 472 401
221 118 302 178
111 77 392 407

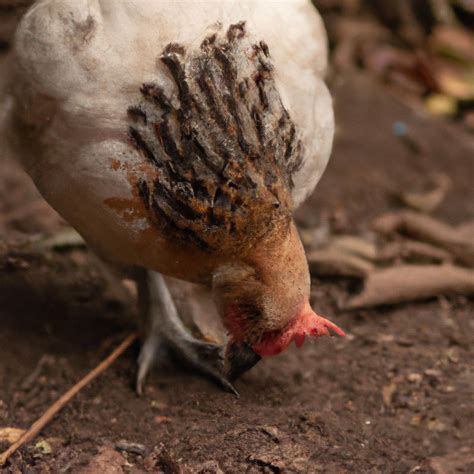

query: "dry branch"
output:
373 211 474 266
346 264 474 309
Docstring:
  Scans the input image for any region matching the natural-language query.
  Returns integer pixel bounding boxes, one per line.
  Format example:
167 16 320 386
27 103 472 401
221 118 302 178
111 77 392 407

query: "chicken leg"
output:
136 270 238 396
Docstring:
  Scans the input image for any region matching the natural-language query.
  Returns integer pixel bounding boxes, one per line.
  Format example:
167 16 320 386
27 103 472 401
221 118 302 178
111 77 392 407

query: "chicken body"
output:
6 0 341 391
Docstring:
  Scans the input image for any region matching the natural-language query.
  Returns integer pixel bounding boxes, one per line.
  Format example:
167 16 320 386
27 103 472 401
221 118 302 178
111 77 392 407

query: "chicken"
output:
4 0 343 394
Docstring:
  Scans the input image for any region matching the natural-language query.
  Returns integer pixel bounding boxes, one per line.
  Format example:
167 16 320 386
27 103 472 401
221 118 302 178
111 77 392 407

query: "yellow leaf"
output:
425 94 457 116
438 71 474 100
0 427 25 445
35 439 53 455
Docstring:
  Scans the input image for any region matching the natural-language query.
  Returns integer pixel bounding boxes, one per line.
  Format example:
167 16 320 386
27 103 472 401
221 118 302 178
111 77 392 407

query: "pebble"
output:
115 440 147 456
407 373 423 384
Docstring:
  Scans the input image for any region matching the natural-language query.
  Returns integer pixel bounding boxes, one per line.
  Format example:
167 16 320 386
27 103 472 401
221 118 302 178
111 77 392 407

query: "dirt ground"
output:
1 4 474 469
0 71 472 473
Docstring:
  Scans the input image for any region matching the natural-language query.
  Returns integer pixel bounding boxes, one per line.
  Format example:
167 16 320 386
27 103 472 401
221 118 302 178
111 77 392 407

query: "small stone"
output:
345 400 355 411
424 369 443 381
382 384 396 408
150 400 167 410
196 460 224 474
79 446 126 474
427 418 447 432
407 373 423 384
154 415 172 424
115 440 147 456
446 348 460 363
260 426 280 443
397 338 414 347
411 415 423 426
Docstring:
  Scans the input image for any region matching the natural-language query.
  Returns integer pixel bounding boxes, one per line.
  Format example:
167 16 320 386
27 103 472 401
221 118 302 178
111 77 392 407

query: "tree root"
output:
395 173 452 214
378 239 453 264
346 264 474 309
308 249 374 278
373 211 474 266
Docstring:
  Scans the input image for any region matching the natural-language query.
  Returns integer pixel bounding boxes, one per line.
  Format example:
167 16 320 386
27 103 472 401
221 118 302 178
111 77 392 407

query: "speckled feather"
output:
128 23 302 253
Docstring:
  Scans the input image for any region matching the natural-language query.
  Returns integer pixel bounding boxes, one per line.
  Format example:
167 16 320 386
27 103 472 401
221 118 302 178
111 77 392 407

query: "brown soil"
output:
1 70 473 472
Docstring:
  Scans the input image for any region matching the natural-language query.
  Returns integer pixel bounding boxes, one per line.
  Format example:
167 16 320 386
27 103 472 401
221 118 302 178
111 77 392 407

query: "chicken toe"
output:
136 271 238 396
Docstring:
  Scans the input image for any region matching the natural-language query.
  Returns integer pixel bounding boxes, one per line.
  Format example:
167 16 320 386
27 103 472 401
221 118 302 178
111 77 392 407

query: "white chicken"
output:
4 0 341 394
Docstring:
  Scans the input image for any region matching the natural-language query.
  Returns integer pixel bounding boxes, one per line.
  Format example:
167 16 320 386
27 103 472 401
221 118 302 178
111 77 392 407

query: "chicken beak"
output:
225 340 261 381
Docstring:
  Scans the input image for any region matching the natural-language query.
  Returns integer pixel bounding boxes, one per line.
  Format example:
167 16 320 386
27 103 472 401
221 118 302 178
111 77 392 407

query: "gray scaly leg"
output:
135 270 238 396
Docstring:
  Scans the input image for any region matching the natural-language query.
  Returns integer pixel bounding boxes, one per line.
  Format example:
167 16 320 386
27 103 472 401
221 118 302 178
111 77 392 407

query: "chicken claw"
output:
136 271 238 396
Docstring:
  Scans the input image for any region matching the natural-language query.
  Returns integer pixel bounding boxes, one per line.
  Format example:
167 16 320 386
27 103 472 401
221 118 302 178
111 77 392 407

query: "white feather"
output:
7 0 334 267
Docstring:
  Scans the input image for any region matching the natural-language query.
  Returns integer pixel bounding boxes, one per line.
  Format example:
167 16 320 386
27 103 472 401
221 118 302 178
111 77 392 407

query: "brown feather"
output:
127 22 304 256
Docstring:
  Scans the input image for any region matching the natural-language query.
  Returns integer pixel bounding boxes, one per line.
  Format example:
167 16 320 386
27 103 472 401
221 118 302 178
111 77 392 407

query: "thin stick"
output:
0 332 139 467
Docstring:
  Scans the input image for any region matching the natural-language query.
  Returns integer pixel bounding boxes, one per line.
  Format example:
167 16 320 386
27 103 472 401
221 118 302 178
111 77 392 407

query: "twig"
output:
0 332 138 467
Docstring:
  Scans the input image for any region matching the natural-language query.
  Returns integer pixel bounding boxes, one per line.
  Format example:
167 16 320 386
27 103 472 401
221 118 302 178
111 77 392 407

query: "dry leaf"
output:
327 235 378 261
398 173 452 213
378 239 452 264
346 264 474 309
425 94 457 116
308 249 374 278
78 446 126 474
427 418 447 432
154 416 171 425
373 211 474 266
0 427 25 445
411 415 423 426
382 382 398 406
34 439 52 455
429 25 474 64
436 69 474 100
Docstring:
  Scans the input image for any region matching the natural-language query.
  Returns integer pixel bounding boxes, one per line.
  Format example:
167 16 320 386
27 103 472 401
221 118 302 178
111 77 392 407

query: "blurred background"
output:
314 0 474 127
0 1 473 472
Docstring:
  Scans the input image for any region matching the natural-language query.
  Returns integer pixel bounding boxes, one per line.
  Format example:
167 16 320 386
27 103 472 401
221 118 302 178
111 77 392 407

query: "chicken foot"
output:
136 270 238 396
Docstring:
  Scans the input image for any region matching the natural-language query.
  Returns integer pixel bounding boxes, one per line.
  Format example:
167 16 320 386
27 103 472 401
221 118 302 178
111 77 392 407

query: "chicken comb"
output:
253 303 345 356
